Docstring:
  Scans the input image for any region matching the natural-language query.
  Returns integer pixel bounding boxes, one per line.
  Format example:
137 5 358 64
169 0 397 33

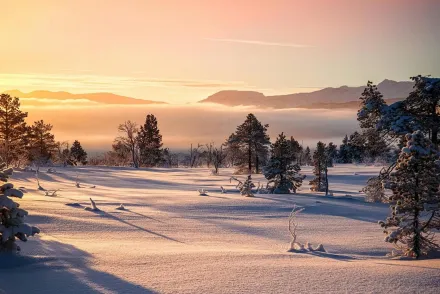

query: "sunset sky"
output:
1 0 439 104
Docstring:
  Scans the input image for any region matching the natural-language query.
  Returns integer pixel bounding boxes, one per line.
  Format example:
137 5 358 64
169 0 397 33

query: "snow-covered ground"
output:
1 165 439 293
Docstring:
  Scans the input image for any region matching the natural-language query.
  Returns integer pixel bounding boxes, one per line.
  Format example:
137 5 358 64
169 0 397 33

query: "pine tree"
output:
358 81 387 129
223 133 243 167
326 142 338 167
234 114 270 174
288 136 303 165
379 131 440 258
0 162 40 252
70 140 88 165
264 133 304 194
405 76 440 147
348 131 365 163
240 175 255 197
0 94 28 167
303 146 312 165
137 114 163 167
338 135 351 163
27 120 57 165
309 142 328 194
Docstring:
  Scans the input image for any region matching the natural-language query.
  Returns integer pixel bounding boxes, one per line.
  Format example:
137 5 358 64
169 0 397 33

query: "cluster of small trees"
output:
96 114 165 168
0 94 87 167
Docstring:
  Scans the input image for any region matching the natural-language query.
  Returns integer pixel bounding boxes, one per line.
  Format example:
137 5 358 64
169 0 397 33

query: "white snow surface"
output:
1 164 439 293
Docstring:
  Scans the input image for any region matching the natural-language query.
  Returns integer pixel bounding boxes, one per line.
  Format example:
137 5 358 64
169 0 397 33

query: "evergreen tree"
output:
405 76 440 147
338 135 351 163
378 76 440 147
358 81 387 129
309 142 329 194
223 133 243 167
234 113 270 174
0 94 28 167
379 131 440 258
303 146 312 165
348 131 365 163
27 120 57 165
70 140 88 165
0 162 40 252
326 142 338 167
240 175 255 197
264 133 304 194
137 114 163 167
288 136 303 164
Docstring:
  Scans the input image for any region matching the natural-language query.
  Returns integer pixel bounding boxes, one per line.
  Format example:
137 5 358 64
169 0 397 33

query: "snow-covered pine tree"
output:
240 175 255 197
137 114 163 167
309 142 328 194
264 133 305 194
379 131 440 258
0 162 40 252
358 81 387 129
70 140 88 165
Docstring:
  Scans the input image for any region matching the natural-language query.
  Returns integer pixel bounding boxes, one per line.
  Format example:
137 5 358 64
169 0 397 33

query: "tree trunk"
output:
255 155 259 174
431 127 438 148
413 174 421 259
248 143 252 174
324 166 329 196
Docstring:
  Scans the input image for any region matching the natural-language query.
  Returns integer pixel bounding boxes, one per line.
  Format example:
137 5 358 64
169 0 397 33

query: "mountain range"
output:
3 79 414 109
2 90 167 105
198 79 414 109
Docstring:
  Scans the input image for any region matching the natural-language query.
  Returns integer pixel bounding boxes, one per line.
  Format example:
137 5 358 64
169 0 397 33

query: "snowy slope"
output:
1 165 439 294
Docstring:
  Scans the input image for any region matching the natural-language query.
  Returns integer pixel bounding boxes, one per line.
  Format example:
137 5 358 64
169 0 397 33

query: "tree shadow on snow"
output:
0 239 157 294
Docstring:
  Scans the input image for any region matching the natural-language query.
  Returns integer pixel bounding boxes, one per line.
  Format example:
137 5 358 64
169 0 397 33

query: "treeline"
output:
0 94 88 168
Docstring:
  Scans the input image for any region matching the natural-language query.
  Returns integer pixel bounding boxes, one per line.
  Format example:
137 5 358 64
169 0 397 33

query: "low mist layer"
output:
23 102 358 153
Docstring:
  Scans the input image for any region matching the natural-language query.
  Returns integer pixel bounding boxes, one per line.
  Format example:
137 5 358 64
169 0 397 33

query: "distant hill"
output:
3 90 167 105
199 79 414 109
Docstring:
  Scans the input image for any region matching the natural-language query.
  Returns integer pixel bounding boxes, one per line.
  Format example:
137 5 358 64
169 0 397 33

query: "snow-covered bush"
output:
0 163 40 253
379 131 440 258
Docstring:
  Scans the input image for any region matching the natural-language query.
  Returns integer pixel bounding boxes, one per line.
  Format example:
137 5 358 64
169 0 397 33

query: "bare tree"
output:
205 142 214 168
189 143 203 168
115 120 139 168
212 145 226 174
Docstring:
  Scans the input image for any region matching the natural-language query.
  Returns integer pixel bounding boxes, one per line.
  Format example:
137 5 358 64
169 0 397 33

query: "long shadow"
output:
376 262 440 271
125 209 165 223
101 211 184 244
0 239 156 293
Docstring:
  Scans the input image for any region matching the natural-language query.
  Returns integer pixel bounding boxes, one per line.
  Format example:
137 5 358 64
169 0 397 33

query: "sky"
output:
1 0 440 104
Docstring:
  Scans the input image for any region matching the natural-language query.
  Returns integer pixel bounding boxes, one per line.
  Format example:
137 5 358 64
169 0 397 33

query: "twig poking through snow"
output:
116 204 126 210
84 198 100 211
198 189 209 196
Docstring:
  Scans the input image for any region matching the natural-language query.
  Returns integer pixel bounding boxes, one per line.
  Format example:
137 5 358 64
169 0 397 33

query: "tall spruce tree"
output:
309 141 328 194
0 94 28 167
234 113 270 174
326 142 338 167
137 114 163 167
70 140 88 165
264 133 304 194
379 131 440 258
27 120 57 165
